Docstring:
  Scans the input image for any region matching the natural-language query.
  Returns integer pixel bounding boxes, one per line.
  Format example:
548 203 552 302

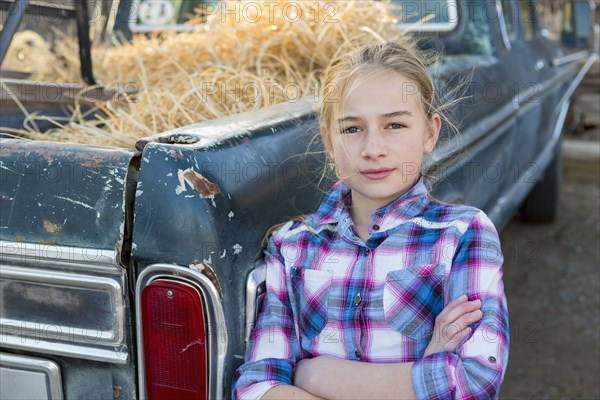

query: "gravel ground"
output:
500 143 600 399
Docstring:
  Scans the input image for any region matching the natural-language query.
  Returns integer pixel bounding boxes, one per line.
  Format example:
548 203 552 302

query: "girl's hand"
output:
424 294 483 357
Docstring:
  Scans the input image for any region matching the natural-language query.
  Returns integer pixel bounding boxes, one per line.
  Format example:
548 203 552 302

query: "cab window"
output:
519 0 538 40
387 0 459 32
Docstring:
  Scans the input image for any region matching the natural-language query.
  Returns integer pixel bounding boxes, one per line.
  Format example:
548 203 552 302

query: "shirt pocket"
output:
290 267 333 339
383 264 445 341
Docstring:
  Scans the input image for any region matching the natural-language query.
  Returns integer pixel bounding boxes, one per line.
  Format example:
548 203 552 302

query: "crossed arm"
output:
262 295 483 400
234 211 508 400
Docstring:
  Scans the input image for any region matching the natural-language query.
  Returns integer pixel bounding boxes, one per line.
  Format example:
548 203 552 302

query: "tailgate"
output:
0 139 138 399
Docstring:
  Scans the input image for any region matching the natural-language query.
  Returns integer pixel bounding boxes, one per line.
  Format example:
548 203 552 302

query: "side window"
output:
537 0 565 36
519 0 538 40
428 0 493 58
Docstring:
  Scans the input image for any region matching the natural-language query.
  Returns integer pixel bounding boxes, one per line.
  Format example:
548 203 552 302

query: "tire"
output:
520 143 562 222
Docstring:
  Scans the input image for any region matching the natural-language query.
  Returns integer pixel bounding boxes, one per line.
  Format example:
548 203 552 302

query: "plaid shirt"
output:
233 176 509 400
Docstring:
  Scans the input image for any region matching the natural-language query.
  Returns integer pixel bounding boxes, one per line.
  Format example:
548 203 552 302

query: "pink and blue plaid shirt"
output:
233 176 509 399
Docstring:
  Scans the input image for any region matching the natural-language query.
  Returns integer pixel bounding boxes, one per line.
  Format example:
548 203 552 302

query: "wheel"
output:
520 143 562 222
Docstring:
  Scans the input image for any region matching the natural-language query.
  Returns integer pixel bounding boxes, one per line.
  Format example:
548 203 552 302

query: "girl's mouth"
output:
361 168 394 180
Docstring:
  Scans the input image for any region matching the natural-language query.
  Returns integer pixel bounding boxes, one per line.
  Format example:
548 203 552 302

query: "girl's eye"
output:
341 126 361 134
387 123 405 130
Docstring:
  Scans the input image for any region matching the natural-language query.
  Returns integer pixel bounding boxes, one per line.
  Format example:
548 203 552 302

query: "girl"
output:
233 42 509 400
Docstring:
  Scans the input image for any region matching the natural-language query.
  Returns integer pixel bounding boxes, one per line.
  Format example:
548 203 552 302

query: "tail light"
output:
141 279 207 400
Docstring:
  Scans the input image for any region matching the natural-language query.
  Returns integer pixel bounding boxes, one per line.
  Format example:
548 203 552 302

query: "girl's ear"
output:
423 113 441 154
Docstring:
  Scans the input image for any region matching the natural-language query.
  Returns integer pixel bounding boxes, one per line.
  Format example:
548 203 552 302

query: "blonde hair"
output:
317 42 451 181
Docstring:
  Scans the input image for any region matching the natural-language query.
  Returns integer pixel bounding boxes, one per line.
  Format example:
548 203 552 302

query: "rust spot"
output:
168 149 185 160
43 220 62 234
37 239 59 245
113 384 121 399
182 168 220 198
190 262 223 299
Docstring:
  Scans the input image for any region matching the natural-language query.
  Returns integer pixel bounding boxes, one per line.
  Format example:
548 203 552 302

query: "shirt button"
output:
364 248 370 255
355 350 362 359
354 293 362 306
488 356 497 364
372 224 380 231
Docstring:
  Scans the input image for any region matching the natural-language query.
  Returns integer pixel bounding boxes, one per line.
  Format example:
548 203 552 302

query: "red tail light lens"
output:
141 280 207 400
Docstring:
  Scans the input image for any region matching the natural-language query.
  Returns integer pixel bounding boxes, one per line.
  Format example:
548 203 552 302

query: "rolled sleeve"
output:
412 210 510 399
232 359 294 400
232 222 301 400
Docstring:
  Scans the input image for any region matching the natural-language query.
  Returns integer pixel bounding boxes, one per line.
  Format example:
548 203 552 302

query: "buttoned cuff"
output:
412 352 456 400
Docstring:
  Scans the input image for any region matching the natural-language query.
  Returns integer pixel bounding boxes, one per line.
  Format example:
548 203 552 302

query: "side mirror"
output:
561 0 596 49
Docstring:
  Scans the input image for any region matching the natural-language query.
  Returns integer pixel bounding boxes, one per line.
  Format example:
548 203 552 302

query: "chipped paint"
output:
189 262 223 299
175 169 187 195
227 211 234 220
135 190 143 197
233 243 242 255
43 220 62 234
220 249 226 259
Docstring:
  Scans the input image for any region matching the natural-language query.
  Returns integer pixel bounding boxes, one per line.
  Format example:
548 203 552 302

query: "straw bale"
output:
2 1 414 148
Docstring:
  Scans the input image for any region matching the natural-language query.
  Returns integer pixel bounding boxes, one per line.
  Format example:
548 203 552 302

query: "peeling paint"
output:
183 169 221 198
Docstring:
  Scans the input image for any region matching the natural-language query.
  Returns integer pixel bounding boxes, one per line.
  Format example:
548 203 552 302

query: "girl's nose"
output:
361 130 388 159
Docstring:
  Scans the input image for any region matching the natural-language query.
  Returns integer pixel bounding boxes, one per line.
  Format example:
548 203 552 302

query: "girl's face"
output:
325 70 440 213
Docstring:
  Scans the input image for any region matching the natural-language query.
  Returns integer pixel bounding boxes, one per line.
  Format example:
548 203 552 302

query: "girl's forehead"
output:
338 70 424 114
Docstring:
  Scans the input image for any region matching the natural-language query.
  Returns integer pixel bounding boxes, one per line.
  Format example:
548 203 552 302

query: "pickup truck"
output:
0 0 598 399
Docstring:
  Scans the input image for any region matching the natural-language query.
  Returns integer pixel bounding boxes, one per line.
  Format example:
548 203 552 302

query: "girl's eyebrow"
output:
338 110 413 123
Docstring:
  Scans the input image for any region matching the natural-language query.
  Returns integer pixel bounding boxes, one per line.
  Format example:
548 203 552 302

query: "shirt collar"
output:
312 175 430 231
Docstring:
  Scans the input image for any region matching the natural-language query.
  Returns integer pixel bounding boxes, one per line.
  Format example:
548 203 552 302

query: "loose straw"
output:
1 1 413 147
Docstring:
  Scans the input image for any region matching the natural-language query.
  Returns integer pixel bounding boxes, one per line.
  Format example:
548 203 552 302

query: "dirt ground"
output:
500 137 600 398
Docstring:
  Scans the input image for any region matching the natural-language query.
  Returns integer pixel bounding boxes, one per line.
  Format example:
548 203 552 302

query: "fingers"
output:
437 296 483 328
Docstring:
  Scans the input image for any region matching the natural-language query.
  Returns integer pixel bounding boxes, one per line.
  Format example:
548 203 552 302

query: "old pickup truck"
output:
0 0 598 399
